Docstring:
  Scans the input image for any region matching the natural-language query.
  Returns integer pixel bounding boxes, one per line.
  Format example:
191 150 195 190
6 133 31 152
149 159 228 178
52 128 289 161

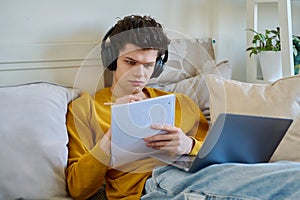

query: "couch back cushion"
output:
0 82 79 199
206 74 300 162
147 38 232 121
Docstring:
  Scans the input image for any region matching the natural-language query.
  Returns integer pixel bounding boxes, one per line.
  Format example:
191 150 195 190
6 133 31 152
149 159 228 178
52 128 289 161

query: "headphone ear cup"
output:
150 58 165 78
101 44 118 71
150 50 168 78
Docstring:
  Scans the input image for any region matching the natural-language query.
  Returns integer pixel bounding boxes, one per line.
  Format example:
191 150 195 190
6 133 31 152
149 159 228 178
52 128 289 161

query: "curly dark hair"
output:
111 15 169 52
106 15 169 57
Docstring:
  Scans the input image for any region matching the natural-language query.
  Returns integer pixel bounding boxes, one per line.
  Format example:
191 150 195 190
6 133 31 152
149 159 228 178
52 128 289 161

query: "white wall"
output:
1 0 300 81
209 0 247 80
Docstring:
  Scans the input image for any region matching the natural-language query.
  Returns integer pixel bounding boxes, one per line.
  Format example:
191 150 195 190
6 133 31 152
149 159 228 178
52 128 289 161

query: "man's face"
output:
112 43 158 96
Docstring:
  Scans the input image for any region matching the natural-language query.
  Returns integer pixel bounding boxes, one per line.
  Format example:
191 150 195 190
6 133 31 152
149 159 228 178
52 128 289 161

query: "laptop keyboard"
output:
172 160 193 169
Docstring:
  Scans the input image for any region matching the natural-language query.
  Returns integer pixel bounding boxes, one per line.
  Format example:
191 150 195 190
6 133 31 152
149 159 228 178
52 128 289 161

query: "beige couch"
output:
2 38 300 199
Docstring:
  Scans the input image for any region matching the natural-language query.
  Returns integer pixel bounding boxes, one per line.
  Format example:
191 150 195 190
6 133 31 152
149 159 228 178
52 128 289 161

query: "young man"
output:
66 15 300 200
66 15 209 199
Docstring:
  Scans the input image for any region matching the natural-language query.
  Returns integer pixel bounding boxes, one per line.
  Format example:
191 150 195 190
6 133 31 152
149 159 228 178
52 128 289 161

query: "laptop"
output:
150 113 293 173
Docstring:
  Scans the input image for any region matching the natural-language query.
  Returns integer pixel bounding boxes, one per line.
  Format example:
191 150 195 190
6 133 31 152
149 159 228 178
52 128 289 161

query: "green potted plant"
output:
293 35 300 75
246 27 300 79
246 27 281 57
246 27 282 81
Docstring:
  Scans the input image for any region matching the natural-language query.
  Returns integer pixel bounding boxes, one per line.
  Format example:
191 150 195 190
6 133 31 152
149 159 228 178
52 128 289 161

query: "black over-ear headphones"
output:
101 27 169 78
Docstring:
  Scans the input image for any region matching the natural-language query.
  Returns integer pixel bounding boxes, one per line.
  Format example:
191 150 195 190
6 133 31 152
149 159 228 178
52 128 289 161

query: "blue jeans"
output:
141 161 300 200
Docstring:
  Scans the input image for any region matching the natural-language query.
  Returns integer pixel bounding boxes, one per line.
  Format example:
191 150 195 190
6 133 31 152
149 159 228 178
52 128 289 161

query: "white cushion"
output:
0 82 79 199
147 38 232 121
148 38 216 85
206 74 300 162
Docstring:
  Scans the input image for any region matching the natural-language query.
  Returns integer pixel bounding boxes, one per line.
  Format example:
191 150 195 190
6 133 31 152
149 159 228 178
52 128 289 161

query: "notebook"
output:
110 94 175 167
150 113 293 173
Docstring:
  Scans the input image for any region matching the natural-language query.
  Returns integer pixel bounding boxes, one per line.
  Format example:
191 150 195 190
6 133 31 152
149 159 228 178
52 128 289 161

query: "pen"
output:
104 102 115 106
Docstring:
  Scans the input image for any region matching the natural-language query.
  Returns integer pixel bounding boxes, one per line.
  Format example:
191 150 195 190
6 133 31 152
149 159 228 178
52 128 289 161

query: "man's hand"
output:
143 124 194 155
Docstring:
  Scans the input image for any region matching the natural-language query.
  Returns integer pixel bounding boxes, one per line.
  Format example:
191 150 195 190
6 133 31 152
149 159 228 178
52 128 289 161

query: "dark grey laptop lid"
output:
188 113 293 173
